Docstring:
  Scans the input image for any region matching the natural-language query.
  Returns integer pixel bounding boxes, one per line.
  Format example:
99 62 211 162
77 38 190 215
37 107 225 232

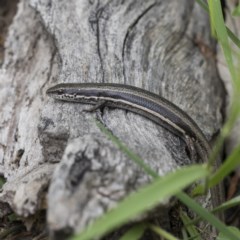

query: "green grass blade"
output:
180 211 201 240
94 119 158 178
227 28 240 48
209 145 240 188
196 0 240 48
182 228 189 240
208 99 240 174
206 0 240 172
149 224 179 240
217 227 240 240
212 196 240 214
71 165 208 240
232 3 240 16
208 0 217 38
119 223 146 240
176 192 239 240
195 0 209 12
190 142 240 195
208 0 237 84
94 121 240 240
184 196 240 226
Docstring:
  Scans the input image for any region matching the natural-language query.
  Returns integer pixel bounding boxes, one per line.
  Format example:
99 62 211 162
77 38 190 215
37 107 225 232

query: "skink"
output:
46 83 211 163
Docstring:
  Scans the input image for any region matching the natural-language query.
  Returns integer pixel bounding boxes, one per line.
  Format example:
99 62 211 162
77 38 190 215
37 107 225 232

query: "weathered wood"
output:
0 0 59 215
0 0 225 239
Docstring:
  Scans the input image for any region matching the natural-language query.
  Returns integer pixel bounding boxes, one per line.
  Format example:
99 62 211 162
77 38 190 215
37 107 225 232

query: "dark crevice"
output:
221 0 226 20
0 0 19 66
29 1 63 73
94 0 106 83
40 47 57 99
89 0 113 83
122 2 157 84
96 13 105 82
67 148 92 190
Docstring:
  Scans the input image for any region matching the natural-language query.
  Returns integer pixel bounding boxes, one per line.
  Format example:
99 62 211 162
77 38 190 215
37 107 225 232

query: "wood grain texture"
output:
0 0 59 217
0 0 225 238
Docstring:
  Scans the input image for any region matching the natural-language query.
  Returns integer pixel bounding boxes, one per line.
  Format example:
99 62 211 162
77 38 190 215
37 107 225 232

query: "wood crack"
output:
94 0 105 82
122 2 156 84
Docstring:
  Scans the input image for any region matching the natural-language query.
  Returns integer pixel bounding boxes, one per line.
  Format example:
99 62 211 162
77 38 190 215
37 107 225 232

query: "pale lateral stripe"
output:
71 95 186 135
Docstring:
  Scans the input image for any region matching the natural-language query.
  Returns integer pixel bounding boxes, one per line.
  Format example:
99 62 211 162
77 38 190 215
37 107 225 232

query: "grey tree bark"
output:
0 0 225 239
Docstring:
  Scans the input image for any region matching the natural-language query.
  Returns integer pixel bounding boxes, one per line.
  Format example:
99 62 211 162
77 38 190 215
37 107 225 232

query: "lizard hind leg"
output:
82 100 107 113
82 100 107 121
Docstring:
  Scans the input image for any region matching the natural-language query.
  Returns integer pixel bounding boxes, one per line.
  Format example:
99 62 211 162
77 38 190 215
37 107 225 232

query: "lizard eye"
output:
57 89 64 95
